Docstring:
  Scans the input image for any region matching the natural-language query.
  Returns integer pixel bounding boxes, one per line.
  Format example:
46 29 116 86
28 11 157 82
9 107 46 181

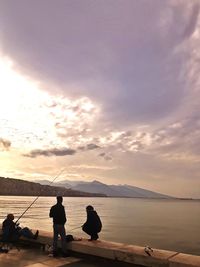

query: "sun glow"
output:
0 59 40 114
0 56 57 149
0 56 100 151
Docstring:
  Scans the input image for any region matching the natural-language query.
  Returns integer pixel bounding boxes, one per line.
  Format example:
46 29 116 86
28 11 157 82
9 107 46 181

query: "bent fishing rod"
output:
15 168 66 224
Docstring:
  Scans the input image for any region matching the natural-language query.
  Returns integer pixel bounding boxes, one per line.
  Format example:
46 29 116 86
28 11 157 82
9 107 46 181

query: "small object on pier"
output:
144 246 153 256
0 247 9 253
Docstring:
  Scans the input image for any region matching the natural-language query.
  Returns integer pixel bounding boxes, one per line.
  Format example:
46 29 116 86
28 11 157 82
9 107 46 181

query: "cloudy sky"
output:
0 0 200 198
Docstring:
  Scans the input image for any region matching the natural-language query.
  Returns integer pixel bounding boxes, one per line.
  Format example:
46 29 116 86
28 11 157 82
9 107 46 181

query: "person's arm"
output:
4 220 16 234
2 220 6 230
96 214 102 229
49 206 54 218
63 207 67 224
11 221 17 233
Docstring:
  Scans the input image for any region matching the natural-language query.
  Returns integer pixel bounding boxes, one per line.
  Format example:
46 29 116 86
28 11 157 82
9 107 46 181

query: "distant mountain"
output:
34 179 53 186
109 184 171 198
0 177 105 197
72 180 120 196
57 180 76 188
36 179 72 188
37 179 173 199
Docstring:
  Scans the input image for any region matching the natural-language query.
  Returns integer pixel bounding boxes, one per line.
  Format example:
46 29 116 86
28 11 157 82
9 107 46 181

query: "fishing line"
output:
15 168 66 224
68 225 82 232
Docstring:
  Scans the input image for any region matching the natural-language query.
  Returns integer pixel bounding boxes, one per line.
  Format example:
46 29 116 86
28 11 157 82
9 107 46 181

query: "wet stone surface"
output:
0 247 135 267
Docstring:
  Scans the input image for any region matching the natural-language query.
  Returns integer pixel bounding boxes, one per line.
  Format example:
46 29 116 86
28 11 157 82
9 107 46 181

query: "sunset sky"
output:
0 0 200 198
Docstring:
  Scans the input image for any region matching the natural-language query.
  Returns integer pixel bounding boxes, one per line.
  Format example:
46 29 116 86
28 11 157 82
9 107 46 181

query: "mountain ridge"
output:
37 179 174 199
0 176 105 197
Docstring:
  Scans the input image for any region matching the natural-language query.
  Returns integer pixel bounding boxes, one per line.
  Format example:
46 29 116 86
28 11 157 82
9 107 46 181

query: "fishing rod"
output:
15 168 66 224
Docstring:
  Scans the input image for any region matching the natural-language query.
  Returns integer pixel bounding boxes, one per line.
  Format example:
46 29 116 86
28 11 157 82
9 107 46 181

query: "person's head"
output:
57 196 63 204
7 213 14 221
86 205 94 212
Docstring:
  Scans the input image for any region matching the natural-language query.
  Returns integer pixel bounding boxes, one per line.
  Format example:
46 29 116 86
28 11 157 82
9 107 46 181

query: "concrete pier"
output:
1 230 200 267
67 238 200 267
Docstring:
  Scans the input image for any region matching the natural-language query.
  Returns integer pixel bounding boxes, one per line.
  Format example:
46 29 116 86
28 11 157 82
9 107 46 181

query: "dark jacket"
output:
83 210 102 233
2 219 16 233
49 203 66 225
2 219 19 241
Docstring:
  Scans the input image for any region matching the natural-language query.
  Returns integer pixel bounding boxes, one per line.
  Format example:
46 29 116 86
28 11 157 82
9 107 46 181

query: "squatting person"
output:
82 205 102 241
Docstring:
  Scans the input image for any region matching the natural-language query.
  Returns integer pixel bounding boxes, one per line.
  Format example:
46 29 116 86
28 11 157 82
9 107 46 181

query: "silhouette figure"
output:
82 205 102 241
49 196 69 257
2 213 39 242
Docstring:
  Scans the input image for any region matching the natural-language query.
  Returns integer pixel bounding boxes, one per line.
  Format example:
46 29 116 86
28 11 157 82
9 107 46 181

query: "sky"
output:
0 0 200 198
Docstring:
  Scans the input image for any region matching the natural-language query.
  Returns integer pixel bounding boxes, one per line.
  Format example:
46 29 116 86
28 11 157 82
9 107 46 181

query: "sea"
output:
0 196 199 256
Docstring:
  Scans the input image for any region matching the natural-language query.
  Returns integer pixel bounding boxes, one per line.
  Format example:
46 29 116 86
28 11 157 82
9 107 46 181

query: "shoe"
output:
33 230 39 240
89 234 99 241
0 247 9 253
94 234 99 240
62 252 70 257
53 251 58 257
88 238 98 241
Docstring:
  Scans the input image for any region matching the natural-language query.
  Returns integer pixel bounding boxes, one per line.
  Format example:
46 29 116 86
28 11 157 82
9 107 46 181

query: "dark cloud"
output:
86 143 100 150
78 143 100 151
0 138 11 150
23 148 76 158
99 152 112 161
104 156 112 161
23 142 100 158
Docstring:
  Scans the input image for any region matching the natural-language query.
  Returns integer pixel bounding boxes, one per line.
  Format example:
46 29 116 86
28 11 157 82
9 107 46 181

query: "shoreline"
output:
0 195 200 201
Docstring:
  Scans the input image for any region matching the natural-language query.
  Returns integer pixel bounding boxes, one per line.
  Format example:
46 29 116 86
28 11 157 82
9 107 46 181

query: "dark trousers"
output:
2 227 34 242
53 224 67 253
19 227 35 239
82 224 99 240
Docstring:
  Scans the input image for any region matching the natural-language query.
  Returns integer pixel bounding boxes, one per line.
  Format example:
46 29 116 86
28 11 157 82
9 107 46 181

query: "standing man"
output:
49 196 69 257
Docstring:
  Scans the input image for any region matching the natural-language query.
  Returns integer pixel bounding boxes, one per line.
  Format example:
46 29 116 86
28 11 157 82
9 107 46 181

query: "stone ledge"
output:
68 239 177 267
1 229 200 267
169 253 200 267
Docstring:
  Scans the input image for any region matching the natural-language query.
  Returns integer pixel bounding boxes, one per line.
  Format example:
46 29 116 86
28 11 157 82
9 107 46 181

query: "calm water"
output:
0 196 199 256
